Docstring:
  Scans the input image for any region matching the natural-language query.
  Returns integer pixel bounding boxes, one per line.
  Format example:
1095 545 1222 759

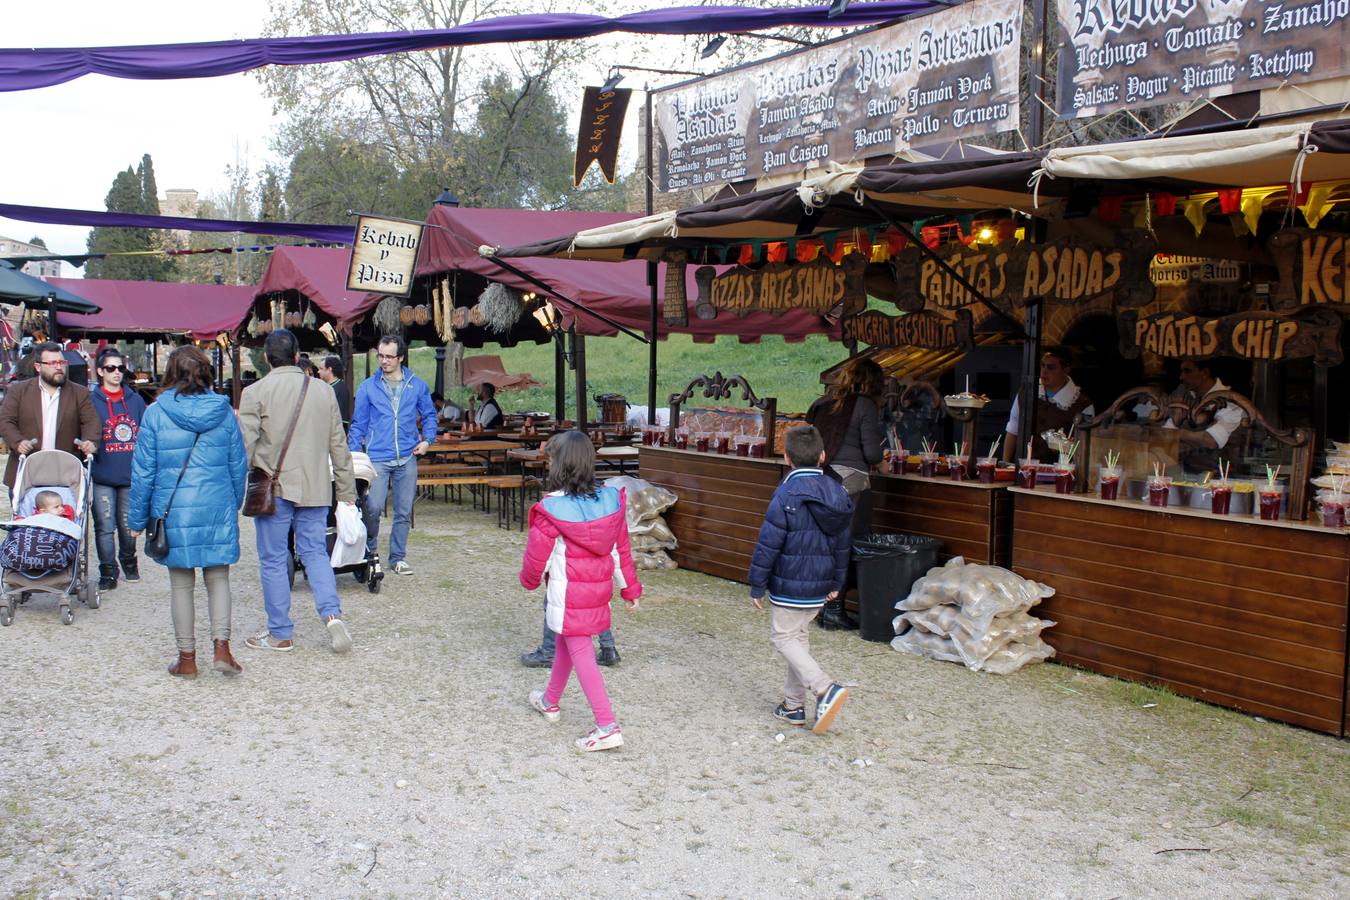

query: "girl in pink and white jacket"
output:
521 431 641 751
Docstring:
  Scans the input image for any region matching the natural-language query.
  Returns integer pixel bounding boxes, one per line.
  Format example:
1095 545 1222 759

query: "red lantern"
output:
1155 193 1177 217
1217 188 1242 214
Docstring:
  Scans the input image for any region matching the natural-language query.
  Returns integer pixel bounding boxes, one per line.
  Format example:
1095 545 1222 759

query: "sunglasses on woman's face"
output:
102 364 128 373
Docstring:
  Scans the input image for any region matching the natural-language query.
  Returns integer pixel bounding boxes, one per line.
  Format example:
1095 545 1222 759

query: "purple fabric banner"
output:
0 202 353 244
0 2 935 92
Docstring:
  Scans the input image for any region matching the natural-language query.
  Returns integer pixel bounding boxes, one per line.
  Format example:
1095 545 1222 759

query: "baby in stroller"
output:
1 449 97 626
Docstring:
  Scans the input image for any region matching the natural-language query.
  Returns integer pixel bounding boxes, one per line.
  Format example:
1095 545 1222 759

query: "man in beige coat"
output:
237 329 357 654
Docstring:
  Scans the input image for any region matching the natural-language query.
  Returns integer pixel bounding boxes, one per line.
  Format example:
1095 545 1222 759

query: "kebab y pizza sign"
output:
651 0 1022 191
1057 0 1350 120
347 215 423 299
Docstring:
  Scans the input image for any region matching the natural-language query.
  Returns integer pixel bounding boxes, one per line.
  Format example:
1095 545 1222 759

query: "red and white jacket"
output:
520 486 642 637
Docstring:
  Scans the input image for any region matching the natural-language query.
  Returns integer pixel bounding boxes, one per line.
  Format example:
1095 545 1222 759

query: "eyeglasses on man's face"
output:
38 357 67 368
377 353 400 361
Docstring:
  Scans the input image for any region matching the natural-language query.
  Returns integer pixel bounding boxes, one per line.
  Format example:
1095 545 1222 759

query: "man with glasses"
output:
89 348 148 591
1136 357 1246 474
0 341 100 490
348 335 436 577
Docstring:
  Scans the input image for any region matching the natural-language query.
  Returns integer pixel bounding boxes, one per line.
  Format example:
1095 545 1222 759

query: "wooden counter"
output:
1011 487 1350 737
638 447 785 582
872 472 1012 567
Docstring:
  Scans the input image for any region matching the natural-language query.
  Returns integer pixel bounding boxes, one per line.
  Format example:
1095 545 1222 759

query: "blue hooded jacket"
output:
348 367 437 462
90 385 148 487
128 389 247 570
747 467 854 608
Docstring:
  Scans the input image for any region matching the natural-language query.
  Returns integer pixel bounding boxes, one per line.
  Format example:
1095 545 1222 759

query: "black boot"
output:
98 564 118 592
818 600 855 630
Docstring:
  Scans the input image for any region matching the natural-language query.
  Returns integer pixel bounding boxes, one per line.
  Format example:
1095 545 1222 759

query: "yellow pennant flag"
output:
1301 183 1336 228
1183 198 1210 237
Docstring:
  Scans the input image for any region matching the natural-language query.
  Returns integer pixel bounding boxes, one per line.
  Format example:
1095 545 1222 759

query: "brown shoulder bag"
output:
243 376 310 518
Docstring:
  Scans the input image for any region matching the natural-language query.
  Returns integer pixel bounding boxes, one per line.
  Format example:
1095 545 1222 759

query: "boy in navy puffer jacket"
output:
749 425 854 734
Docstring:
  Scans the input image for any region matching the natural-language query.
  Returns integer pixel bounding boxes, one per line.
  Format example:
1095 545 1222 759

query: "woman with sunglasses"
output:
90 348 148 591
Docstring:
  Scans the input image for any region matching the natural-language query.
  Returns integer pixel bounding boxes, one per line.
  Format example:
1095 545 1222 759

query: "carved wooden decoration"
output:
693 266 718 320
1267 227 1350 312
694 254 868 318
892 230 1157 312
1076 385 1314 520
667 372 777 455
663 250 689 327
1119 307 1344 366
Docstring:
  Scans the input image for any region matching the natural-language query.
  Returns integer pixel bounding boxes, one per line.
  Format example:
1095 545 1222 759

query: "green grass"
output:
350 333 847 418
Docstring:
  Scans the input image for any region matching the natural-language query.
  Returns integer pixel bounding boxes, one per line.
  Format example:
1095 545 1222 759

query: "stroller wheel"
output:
82 581 100 610
353 570 366 583
60 606 73 626
368 576 382 594
0 606 11 627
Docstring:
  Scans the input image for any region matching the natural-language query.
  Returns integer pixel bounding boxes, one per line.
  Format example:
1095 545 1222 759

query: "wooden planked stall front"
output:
871 473 1011 567
1012 488 1350 737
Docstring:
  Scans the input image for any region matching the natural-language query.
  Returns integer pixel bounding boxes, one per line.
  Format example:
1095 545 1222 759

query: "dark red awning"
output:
254 245 381 328
52 277 254 339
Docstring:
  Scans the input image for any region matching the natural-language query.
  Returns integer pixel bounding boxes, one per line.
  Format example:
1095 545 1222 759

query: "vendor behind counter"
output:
1003 347 1095 463
1131 357 1244 475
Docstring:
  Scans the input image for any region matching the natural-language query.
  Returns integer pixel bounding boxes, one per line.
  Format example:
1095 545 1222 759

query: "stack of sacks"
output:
605 475 679 570
890 557 1056 674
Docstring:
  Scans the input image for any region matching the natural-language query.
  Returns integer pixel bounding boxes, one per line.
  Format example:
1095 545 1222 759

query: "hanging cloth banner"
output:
0 201 353 244
0 2 937 93
574 86 633 186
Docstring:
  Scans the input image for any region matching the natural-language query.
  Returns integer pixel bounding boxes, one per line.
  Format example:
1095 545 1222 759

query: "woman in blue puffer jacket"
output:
128 346 247 680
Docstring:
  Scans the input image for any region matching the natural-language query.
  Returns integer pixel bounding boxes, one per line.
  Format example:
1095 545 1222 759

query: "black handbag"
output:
145 434 199 562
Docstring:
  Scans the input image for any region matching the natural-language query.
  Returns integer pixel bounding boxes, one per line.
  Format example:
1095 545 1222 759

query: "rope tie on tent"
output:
853 187 865 205
1290 141 1318 194
1027 168 1052 208
477 244 497 257
664 221 680 238
797 184 825 211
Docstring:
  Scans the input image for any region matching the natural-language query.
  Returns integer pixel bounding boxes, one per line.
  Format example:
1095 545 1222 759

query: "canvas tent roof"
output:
0 260 99 313
254 245 381 328
418 205 836 342
51 278 253 339
490 118 1350 263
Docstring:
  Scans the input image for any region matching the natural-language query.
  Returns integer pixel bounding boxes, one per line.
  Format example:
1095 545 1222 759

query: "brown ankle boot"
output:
168 651 198 678
212 639 242 676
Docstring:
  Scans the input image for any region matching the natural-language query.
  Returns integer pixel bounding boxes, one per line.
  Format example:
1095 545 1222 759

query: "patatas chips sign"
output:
347 215 423 299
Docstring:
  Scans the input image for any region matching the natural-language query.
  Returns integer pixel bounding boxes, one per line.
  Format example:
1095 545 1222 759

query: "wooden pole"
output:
554 333 566 423
573 331 587 432
231 342 242 408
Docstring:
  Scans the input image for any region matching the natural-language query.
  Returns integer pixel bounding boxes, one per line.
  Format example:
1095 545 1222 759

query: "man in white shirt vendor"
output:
1002 347 1095 463
1140 358 1245 474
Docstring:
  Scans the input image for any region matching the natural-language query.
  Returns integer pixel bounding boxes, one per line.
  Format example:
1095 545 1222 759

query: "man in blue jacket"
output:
90 347 148 591
348 334 436 576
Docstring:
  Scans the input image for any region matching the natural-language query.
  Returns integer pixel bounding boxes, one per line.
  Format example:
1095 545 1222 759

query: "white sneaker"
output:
392 561 413 576
326 616 352 654
529 689 561 723
575 724 623 752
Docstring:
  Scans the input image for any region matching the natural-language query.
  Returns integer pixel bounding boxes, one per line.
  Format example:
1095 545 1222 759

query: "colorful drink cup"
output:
715 432 731 455
1147 474 1171 508
976 458 997 484
673 430 689 450
1321 498 1346 528
919 452 939 478
1053 465 1075 494
734 435 750 457
1210 481 1233 515
888 449 905 474
947 455 967 481
694 432 710 453
1017 459 1038 489
749 437 766 458
1258 487 1283 521
1098 466 1122 500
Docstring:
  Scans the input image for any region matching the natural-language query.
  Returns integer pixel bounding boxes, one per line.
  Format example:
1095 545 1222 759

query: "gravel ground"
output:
2 489 1348 899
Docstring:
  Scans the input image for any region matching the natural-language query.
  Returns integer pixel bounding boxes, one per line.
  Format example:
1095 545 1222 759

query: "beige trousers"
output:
769 604 831 708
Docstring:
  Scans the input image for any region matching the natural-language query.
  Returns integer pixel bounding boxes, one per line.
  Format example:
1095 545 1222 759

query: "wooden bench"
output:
416 463 489 502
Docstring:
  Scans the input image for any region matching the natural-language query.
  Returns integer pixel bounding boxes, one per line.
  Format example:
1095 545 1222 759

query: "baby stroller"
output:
0 449 96 626
291 450 383 594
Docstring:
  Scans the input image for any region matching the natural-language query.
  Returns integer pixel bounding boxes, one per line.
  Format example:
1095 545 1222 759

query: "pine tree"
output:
85 156 175 281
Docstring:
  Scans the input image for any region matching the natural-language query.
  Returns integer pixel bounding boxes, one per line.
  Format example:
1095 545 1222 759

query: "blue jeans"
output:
537 599 615 655
92 483 136 573
255 497 341 640
365 457 417 565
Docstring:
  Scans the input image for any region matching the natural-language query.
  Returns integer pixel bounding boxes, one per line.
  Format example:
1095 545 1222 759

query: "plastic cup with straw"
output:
1099 449 1122 500
978 435 1001 484
948 441 967 481
1322 474 1346 528
919 437 939 477
1148 461 1171 507
1211 459 1233 515
1018 439 1037 489
1258 464 1282 521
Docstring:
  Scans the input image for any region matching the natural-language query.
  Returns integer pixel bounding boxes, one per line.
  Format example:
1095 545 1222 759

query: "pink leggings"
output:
544 634 615 728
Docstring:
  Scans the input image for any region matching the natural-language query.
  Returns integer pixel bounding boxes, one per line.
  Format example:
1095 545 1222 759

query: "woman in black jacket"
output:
806 357 885 628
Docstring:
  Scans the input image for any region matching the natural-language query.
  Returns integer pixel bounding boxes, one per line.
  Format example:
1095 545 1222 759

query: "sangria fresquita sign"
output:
346 215 423 298
844 309 975 350
1057 0 1350 119
652 0 1021 191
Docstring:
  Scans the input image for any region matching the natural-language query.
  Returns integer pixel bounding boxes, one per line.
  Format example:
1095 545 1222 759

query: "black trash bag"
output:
851 533 942 642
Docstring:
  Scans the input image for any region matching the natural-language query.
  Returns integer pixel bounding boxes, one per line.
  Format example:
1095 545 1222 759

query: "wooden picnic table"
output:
598 445 639 474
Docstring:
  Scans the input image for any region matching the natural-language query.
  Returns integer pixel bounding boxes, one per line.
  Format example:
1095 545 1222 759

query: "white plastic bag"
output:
330 502 367 568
